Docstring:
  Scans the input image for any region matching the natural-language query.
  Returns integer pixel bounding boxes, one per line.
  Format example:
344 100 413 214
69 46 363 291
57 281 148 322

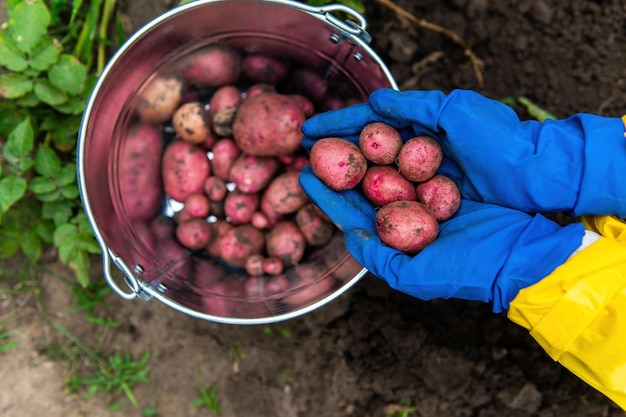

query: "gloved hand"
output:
301 89 626 218
299 166 585 312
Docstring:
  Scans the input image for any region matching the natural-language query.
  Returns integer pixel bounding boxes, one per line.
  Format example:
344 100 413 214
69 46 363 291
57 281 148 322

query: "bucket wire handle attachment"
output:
102 248 139 300
296 2 372 44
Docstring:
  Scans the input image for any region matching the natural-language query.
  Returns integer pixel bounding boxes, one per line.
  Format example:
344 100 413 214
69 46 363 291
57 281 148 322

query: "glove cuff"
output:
507 233 626 409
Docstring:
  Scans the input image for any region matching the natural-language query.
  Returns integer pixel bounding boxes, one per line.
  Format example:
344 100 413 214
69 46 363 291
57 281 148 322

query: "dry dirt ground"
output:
1 1 626 417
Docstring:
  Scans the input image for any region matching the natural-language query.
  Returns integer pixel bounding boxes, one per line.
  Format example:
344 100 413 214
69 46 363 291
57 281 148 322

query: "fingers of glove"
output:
301 103 382 141
298 166 376 233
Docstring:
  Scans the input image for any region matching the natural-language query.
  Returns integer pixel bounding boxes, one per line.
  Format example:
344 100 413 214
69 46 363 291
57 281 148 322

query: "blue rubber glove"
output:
302 89 626 217
299 166 585 312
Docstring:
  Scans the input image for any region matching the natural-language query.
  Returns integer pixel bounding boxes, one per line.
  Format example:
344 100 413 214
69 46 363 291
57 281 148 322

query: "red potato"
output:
265 221 306 266
250 211 269 229
263 257 284 276
228 154 280 193
183 193 210 218
295 203 335 246
136 73 185 124
171 101 211 145
375 200 439 255
162 140 210 202
245 254 266 276
359 122 403 165
203 176 228 201
361 165 418 208
397 136 443 182
287 94 316 117
415 174 462 222
223 189 259 224
180 45 242 88
259 191 286 228
176 218 216 250
218 224 265 267
210 138 241 180
206 220 234 258
232 92 306 156
209 85 242 137
263 171 309 214
242 53 290 84
119 124 164 222
309 137 368 191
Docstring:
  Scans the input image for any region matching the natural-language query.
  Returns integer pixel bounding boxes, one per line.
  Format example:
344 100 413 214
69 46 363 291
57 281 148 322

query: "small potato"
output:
119 123 164 221
181 45 242 88
242 53 290 84
361 165 418 208
415 174 462 222
176 218 215 251
397 136 443 182
203 176 228 201
309 137 367 191
264 171 309 214
232 92 306 156
265 221 306 266
206 220 234 258
162 140 210 202
183 193 210 218
359 122 403 165
209 85 242 137
263 257 284 276
250 211 269 229
375 200 439 255
259 192 286 227
228 154 280 193
172 101 211 145
218 224 265 267
295 203 335 246
211 138 241 180
136 73 185 124
224 189 259 224
245 254 266 276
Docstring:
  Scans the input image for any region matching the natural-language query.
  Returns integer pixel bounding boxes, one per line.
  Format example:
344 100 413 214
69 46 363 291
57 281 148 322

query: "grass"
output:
191 385 223 415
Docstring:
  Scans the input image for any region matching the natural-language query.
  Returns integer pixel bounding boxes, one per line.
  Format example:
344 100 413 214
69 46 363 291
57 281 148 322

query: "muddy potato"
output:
415 174 462 222
309 137 367 191
263 171 309 214
265 221 306 266
397 136 443 182
375 200 439 255
361 165 418 208
209 85 242 137
162 140 210 202
136 73 185 124
171 101 211 145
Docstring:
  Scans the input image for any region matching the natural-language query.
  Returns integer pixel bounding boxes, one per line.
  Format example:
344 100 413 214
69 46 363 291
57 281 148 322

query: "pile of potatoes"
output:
119 43 364 315
310 122 461 255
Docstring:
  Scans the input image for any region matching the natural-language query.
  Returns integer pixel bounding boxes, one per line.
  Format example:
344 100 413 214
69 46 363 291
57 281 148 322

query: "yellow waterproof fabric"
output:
508 215 626 410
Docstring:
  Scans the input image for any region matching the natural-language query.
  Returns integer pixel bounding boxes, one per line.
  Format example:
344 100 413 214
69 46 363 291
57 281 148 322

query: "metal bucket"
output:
77 0 397 324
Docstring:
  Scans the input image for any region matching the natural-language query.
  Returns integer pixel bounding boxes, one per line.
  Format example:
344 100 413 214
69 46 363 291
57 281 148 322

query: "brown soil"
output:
2 1 625 417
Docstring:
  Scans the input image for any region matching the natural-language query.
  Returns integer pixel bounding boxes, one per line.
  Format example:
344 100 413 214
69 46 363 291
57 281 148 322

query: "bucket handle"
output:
293 2 372 43
102 248 140 300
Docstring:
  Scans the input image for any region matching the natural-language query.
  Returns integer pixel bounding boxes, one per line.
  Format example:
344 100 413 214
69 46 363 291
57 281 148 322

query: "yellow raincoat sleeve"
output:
507 215 626 410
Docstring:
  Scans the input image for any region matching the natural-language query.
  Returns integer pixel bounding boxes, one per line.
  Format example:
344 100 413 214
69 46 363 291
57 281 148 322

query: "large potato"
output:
162 140 210 202
232 92 305 156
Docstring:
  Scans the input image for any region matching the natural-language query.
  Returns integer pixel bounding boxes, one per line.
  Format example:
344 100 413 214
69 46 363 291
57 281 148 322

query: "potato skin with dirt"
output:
359 122 403 165
397 136 443 182
416 174 462 222
232 92 305 156
162 140 210 203
361 165 417 208
136 74 185 124
309 137 368 191
375 200 439 255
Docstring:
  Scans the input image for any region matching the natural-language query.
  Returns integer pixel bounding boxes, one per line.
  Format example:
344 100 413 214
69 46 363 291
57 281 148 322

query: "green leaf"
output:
34 188 61 203
0 32 28 71
8 0 51 54
58 164 77 186
53 223 76 247
61 184 80 199
53 96 86 115
16 91 41 107
48 54 87 95
0 74 33 99
34 79 68 106
28 176 57 194
20 228 43 261
42 201 73 225
30 36 62 72
4 118 34 173
34 146 62 177
0 176 27 213
0 229 21 259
